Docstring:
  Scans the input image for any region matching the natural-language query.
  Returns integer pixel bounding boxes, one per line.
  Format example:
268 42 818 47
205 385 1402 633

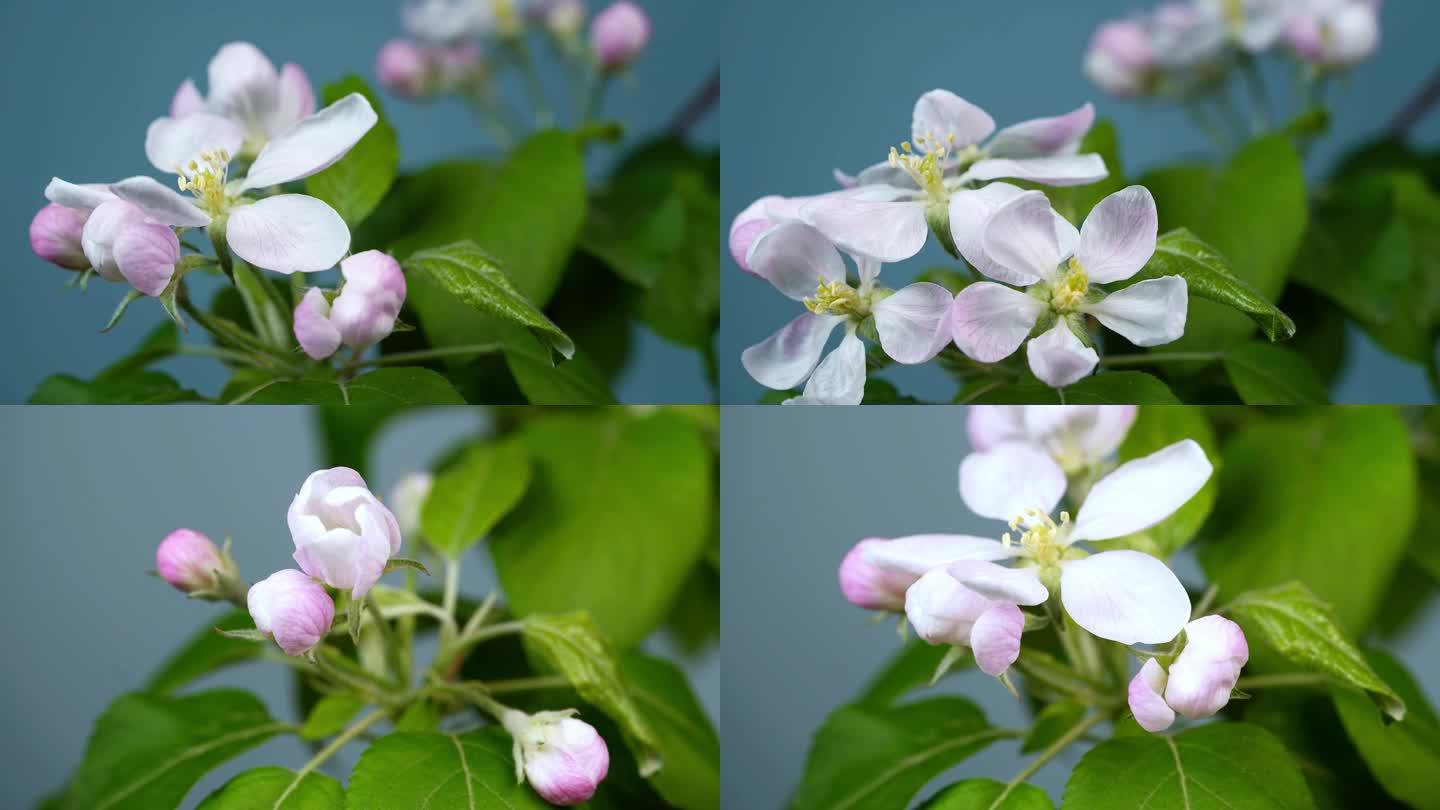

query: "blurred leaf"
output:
665 563 720 653
504 329 617 404
313 405 410 476
621 652 720 809
305 76 399 228
1224 342 1329 404
1332 651 1440 810
921 779 1054 810
422 437 532 559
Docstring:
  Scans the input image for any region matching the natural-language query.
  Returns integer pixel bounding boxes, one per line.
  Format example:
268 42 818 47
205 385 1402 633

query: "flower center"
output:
888 140 951 204
805 280 870 318
1051 257 1090 313
1222 0 1246 31
1003 507 1070 566
176 149 233 215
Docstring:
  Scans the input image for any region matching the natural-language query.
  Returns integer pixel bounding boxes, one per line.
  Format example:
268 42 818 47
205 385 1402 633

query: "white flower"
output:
169 42 317 157
966 405 1137 473
951 186 1187 387
741 222 955 405
288 467 404 599
1196 0 1300 51
1285 0 1381 67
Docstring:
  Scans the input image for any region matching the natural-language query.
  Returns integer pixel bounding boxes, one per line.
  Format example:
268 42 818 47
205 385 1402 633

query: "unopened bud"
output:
247 569 335 656
502 709 610 806
590 1 650 71
155 529 227 594
30 204 90 270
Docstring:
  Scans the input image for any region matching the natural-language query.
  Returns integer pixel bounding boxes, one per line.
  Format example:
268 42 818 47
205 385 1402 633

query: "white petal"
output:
904 569 992 646
912 89 995 149
171 78 207 118
873 282 954 365
113 223 180 297
1070 439 1213 542
982 192 1072 281
1060 550 1191 644
272 62 317 133
1022 405 1137 464
226 194 349 274
741 312 843 390
45 178 116 211
747 222 846 301
241 93 378 190
144 114 245 175
986 104 1096 159
950 282 1044 363
81 199 146 281
1026 321 1098 388
959 442 1066 521
1085 277 1188 347
1077 186 1158 283
966 406 1028 452
801 192 928 264
970 602 1025 676
207 41 280 124
1129 659 1177 732
801 332 866 405
948 184 1035 285
865 534 1018 576
1165 615 1249 719
109 176 211 227
963 154 1109 187
947 559 1048 606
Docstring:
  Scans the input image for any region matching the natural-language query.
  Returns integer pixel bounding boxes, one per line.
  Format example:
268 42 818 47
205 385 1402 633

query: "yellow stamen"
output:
804 280 867 317
1051 257 1090 312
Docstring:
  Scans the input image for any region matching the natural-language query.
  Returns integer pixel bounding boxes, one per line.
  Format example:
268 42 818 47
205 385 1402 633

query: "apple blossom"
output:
168 43 316 158
155 529 228 594
1127 614 1249 731
501 709 610 805
590 1 650 71
292 251 407 360
951 186 1187 387
741 222 955 405
29 204 90 270
801 90 1107 263
377 39 434 98
389 472 435 541
288 467 404 600
967 405 1137 473
38 179 166 290
903 564 1040 676
247 569 335 656
406 0 493 43
1084 20 1156 97
1285 0 1380 67
840 534 1014 612
1196 0 1298 51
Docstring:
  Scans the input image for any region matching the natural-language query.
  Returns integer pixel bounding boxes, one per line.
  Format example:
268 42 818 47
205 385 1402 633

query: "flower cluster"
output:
838 406 1248 732
1085 0 1381 98
732 90 1188 400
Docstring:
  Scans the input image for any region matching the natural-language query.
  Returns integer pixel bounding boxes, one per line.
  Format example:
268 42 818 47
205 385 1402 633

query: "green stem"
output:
275 709 385 806
581 74 610 125
1235 673 1330 690
1239 56 1272 132
436 620 527 672
1192 583 1220 620
365 598 407 687
989 713 1105 809
359 344 504 367
460 591 499 640
508 40 553 126
1100 351 1221 368
1014 653 1112 707
231 261 291 350
441 559 461 647
175 344 270 368
1184 101 1232 152
484 675 571 695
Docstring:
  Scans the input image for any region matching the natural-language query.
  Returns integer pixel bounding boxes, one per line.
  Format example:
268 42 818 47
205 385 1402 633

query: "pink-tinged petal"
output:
227 194 349 274
912 89 996 150
207 41 280 123
982 192 1070 282
1284 13 1326 61
377 39 435 98
986 104 1096 159
948 184 1036 285
801 192 928 264
970 602 1025 676
964 154 1109 187
1085 277 1188 347
730 195 784 272
523 716 610 805
170 78 207 118
865 534 1018 577
1070 439 1213 542
801 332 866 405
948 559 1049 606
950 282 1044 363
1060 550 1191 644
1026 321 1098 388
145 113 245 175
591 0 652 70
904 568 992 645
1165 615 1249 719
275 63 317 128
113 223 180 297
959 442 1067 521
1129 659 1177 732
741 312 843 390
1077 186 1159 283
45 178 116 211
746 222 846 301
109 176 211 228
155 529 225 593
840 538 916 611
967 406 1028 452
81 199 147 282
30 204 90 270
294 287 342 360
331 250 407 350
873 282 954 364
241 93 378 190
1086 22 1156 96
248 569 335 656
1021 405 1138 463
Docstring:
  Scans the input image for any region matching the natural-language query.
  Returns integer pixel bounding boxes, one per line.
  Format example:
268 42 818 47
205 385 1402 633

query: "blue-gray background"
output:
719 0 1440 404
0 407 720 809
0 0 716 404
721 406 1440 808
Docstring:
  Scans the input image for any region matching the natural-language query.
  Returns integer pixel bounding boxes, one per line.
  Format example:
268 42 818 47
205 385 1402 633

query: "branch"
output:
668 67 719 136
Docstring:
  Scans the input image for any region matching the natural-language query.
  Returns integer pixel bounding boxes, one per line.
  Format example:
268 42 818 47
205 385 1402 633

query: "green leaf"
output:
394 701 440 733
504 330 617 404
1332 651 1440 810
1065 723 1314 808
1223 342 1329 403
789 697 1009 810
422 437 532 559
921 779 1055 810
1128 228 1297 341
1227 582 1405 722
522 612 661 776
29 370 201 404
855 641 961 707
1199 408 1416 632
621 652 720 810
345 728 552 809
314 405 410 476
1099 406 1219 557
299 694 366 741
195 766 343 809
65 690 286 810
304 77 399 228
404 240 575 362
231 367 466 405
966 372 1180 404
1243 692 1391 810
490 411 711 648
1022 701 1088 754
147 610 263 695
664 563 720 654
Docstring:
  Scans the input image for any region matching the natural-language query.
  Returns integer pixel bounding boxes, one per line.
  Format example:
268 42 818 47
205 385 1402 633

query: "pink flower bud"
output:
80 199 147 283
1085 20 1155 96
389 472 434 541
377 39 434 98
1165 614 1248 719
330 251 407 352
1286 3 1379 68
294 288 342 361
1128 657 1177 732
113 222 180 297
155 529 226 593
590 1 650 71
30 204 90 270
503 710 610 806
247 569 335 656
838 538 917 612
288 467 403 599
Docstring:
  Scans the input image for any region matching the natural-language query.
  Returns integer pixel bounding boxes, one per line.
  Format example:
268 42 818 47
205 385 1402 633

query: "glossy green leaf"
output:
1129 229 1296 341
1332 651 1440 810
146 610 263 695
965 372 1180 404
789 697 1009 810
1064 722 1313 809
921 779 1055 810
195 767 343 809
490 411 711 648
345 728 551 809
1224 342 1329 404
300 694 367 742
621 652 720 810
422 437 531 559
1099 406 1219 557
231 367 466 405
305 77 399 228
